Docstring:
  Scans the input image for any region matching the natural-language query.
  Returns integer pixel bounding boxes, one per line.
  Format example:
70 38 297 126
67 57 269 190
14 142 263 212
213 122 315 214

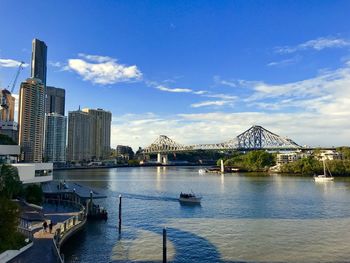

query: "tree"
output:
0 164 22 199
24 184 43 205
218 151 275 171
128 159 140 166
0 196 23 252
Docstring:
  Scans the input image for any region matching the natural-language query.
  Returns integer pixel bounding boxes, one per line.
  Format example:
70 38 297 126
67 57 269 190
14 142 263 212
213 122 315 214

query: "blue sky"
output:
1 0 350 149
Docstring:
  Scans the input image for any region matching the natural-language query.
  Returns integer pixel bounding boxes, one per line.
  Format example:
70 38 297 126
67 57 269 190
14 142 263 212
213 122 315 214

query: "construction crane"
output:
7 61 25 93
1 61 25 121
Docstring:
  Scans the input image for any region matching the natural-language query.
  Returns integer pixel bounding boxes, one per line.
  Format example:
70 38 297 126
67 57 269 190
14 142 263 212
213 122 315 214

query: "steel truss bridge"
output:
142 125 301 154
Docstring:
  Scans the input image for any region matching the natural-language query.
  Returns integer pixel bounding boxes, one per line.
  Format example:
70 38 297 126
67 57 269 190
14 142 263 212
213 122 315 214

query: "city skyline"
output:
1 1 350 150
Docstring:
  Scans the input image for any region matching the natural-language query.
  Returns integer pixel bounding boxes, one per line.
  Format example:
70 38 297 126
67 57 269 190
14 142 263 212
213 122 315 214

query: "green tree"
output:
243 150 275 171
0 164 22 199
24 184 43 205
218 150 275 171
0 197 26 253
337 147 350 160
128 159 140 166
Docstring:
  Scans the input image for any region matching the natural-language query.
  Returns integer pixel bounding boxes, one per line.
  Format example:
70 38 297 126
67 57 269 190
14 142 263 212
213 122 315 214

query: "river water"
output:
56 166 350 263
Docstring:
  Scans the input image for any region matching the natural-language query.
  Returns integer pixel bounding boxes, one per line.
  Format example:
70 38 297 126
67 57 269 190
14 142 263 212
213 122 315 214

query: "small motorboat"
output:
179 192 202 204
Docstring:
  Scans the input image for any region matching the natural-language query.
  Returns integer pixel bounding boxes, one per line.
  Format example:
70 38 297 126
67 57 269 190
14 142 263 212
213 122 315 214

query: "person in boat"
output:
180 192 194 198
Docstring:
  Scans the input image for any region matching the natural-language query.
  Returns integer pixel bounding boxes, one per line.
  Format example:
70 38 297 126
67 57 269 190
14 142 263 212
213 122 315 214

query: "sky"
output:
1 0 350 150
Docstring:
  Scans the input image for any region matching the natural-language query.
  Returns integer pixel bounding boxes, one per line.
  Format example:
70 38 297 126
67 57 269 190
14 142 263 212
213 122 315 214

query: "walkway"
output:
8 204 81 263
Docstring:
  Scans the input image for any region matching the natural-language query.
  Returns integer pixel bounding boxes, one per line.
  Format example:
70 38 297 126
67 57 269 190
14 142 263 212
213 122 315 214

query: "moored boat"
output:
198 169 208 174
314 159 334 182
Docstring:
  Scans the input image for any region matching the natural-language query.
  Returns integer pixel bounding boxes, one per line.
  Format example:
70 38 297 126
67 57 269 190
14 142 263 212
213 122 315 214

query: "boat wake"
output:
118 193 178 202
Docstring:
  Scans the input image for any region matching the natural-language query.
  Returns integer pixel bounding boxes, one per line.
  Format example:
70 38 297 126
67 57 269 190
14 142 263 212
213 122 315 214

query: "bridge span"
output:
142 125 301 164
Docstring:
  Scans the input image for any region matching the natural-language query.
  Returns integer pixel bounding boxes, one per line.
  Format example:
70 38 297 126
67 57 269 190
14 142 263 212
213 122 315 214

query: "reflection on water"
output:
167 218 350 262
111 227 175 262
57 167 350 262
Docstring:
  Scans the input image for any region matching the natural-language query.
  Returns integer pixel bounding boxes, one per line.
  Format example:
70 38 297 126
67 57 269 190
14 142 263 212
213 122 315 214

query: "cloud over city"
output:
276 37 350 54
111 61 350 150
0 58 28 68
66 53 142 84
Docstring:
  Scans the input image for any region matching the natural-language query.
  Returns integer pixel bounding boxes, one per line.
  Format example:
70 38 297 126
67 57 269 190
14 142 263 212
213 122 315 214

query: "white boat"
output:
179 192 202 204
314 159 334 182
198 169 207 174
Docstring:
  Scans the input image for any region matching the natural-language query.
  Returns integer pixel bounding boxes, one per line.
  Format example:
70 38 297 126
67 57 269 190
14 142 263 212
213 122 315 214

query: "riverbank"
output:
53 163 209 171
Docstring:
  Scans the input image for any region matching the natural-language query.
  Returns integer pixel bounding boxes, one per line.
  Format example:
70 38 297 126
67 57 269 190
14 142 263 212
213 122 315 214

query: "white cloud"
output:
155 85 193 93
66 54 142 84
276 37 350 54
245 62 350 115
48 61 62 67
149 81 236 108
193 90 208 95
110 62 350 150
78 53 112 63
190 100 234 108
0 58 28 68
204 93 237 100
111 110 350 151
267 56 301 67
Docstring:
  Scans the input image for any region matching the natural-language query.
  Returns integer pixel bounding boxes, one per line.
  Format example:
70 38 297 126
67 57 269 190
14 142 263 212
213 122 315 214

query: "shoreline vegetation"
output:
0 164 44 253
218 148 350 176
55 148 350 177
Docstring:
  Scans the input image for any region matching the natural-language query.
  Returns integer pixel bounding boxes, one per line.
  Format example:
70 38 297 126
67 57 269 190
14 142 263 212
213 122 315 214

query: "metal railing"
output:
45 198 87 263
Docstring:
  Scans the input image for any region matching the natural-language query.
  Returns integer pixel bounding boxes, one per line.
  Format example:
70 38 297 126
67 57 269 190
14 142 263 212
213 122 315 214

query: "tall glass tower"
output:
31 39 47 86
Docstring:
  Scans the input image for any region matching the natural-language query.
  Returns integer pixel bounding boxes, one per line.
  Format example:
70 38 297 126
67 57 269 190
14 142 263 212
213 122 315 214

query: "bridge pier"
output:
157 153 168 165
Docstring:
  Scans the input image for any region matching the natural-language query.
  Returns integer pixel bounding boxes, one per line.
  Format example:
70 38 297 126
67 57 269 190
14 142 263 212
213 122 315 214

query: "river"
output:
55 166 350 263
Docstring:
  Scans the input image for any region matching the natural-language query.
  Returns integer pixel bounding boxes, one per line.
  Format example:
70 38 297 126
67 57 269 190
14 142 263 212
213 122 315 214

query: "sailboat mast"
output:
323 159 326 176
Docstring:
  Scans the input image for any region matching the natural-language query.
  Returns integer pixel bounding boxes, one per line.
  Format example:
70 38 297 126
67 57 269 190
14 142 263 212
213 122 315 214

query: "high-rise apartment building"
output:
67 109 93 162
45 113 67 163
31 39 47 86
18 78 45 162
45 86 65 115
0 90 18 143
82 108 111 160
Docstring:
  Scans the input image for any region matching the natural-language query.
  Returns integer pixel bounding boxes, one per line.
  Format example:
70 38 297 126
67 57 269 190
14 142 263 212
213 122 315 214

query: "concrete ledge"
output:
52 239 64 263
0 241 33 262
59 217 87 249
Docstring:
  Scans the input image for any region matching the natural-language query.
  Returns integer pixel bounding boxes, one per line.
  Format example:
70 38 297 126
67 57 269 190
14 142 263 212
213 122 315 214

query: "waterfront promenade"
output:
6 179 105 263
8 205 81 263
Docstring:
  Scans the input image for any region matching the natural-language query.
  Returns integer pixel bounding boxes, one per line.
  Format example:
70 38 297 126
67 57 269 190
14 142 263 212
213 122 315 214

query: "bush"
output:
24 184 43 205
128 159 140 166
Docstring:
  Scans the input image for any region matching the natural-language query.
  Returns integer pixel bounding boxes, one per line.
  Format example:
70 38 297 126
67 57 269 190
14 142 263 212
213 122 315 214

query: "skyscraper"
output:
18 78 45 162
31 39 47 86
67 109 93 162
44 86 66 162
45 86 65 115
82 108 111 160
45 113 67 163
